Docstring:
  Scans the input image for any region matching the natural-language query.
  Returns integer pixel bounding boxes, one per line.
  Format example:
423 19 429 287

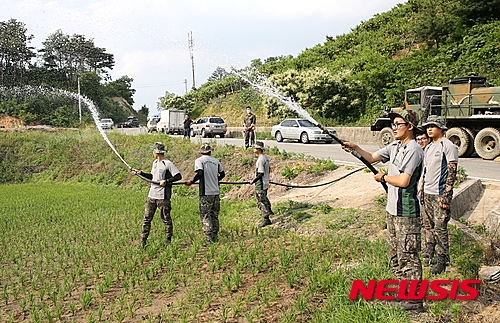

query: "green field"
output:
0 130 486 322
1 182 416 322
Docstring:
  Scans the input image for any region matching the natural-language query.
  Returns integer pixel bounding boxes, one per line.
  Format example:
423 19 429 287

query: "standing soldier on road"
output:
251 141 274 227
243 106 256 149
131 142 182 248
186 144 226 244
342 110 424 312
419 115 458 275
183 114 193 139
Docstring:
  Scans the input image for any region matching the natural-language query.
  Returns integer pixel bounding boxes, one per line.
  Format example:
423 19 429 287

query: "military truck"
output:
371 75 500 159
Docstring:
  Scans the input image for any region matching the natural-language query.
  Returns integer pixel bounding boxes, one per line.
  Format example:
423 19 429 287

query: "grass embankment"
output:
0 130 487 322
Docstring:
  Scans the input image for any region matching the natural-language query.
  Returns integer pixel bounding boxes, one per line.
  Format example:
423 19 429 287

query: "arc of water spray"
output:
71 91 166 185
234 69 388 192
0 86 163 184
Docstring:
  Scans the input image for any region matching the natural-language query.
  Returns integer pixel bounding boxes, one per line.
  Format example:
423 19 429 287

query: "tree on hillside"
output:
157 91 194 113
455 0 500 26
103 76 135 106
207 67 229 82
0 19 36 86
79 72 103 106
408 0 458 49
138 104 149 117
38 30 114 89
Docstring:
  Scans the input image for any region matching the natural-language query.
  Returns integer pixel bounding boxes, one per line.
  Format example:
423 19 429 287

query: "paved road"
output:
191 137 500 181
114 128 500 181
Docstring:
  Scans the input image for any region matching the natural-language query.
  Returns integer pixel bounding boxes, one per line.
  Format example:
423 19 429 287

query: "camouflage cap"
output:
388 109 419 127
150 142 166 154
388 109 424 134
253 141 265 150
422 115 448 130
199 143 214 154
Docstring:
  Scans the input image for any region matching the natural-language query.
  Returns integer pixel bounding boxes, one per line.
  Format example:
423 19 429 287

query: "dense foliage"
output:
0 20 139 126
2 0 500 126
162 0 500 125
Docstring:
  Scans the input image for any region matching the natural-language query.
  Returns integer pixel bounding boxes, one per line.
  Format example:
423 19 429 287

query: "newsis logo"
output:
349 279 481 301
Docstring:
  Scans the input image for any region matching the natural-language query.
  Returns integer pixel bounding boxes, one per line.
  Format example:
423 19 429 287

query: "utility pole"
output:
184 79 188 94
77 77 82 123
188 31 195 90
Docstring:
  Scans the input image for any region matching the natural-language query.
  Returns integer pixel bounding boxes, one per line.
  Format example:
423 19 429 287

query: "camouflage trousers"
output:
199 195 220 240
244 130 255 148
142 198 172 241
386 212 422 281
421 193 451 262
256 189 273 218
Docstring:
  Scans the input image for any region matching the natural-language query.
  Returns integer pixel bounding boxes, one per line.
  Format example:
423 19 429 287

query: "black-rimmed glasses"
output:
391 122 408 129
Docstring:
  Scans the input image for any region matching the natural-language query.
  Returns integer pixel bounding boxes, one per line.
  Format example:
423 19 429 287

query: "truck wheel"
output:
275 131 283 142
446 127 474 157
220 134 225 138
474 127 500 160
201 129 207 138
300 132 309 144
463 128 476 157
378 127 394 148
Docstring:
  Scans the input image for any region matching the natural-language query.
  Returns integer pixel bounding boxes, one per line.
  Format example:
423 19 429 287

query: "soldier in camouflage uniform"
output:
251 141 274 227
419 116 458 275
131 142 182 248
343 110 424 312
186 144 225 244
243 106 256 149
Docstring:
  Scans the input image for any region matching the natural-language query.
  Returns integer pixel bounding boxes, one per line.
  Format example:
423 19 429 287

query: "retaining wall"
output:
451 179 484 220
229 126 381 146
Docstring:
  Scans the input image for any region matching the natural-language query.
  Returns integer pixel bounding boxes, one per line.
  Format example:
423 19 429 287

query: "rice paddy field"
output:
0 130 488 322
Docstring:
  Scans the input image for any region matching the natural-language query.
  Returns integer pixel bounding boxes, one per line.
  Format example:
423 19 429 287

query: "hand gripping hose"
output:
314 123 388 193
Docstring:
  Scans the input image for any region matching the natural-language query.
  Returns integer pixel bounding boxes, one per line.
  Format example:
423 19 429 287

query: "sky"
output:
3 0 405 116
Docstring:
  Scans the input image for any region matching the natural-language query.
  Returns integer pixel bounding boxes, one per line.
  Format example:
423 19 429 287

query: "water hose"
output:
133 168 363 188
314 123 388 193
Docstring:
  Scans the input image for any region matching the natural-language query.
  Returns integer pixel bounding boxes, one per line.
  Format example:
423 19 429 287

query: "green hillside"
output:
2 0 500 128
179 0 500 127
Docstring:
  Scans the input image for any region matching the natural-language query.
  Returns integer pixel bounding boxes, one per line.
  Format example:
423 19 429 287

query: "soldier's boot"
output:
166 236 172 247
205 234 218 245
431 255 447 275
141 238 147 249
258 217 272 228
399 301 424 312
421 243 436 266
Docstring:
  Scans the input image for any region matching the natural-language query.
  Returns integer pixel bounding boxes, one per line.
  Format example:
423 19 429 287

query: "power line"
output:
134 81 186 88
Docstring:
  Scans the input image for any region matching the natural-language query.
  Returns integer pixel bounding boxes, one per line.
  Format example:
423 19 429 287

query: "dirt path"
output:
270 166 386 209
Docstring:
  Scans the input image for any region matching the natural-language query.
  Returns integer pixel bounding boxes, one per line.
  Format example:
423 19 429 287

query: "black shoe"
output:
399 301 424 312
421 243 436 266
141 239 147 249
431 255 447 275
258 218 272 227
166 237 172 246
205 235 218 245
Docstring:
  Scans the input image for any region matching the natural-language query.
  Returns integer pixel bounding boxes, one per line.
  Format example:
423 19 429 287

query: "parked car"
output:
119 116 139 128
190 116 227 138
99 118 114 129
271 119 337 144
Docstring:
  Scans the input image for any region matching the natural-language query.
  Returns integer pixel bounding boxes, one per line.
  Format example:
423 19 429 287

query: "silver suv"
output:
190 116 227 138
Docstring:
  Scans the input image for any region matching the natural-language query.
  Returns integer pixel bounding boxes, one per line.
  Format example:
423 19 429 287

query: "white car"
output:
99 118 114 129
271 118 337 144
